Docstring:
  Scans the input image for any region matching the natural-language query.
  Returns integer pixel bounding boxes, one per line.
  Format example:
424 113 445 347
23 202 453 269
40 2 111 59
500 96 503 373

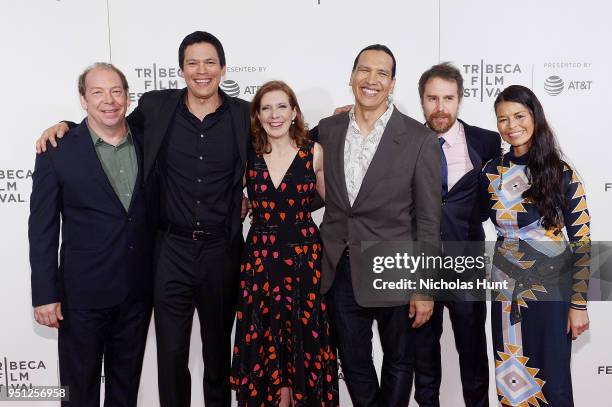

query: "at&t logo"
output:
220 80 240 97
544 74 592 96
544 76 564 96
220 80 263 98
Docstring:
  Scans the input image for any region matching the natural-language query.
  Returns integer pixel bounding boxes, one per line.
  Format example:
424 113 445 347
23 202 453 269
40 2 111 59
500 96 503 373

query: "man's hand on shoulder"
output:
333 104 353 116
34 302 63 328
36 123 70 154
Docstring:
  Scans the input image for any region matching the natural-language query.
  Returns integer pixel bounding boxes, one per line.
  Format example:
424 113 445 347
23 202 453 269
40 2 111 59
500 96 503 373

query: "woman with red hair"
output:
230 81 338 406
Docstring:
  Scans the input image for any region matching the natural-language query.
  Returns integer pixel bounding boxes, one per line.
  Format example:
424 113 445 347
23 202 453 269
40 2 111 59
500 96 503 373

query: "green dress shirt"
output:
88 122 138 211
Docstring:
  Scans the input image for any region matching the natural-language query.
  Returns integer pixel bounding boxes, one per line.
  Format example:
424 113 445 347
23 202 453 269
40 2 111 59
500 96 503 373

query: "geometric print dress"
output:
230 141 339 406
480 149 590 407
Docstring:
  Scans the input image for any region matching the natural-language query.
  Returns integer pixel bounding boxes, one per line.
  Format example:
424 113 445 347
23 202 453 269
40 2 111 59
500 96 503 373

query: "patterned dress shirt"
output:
344 104 394 205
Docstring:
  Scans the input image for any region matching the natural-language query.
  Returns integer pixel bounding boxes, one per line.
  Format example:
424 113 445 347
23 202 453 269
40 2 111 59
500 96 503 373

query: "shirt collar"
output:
180 88 229 115
437 118 462 147
87 119 132 147
349 103 394 133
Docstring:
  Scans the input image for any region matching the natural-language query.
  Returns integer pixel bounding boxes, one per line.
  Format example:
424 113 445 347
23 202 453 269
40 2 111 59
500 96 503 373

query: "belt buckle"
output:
192 230 207 241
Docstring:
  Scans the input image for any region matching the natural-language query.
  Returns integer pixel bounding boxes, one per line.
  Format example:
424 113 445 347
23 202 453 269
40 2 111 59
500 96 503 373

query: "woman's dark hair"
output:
494 85 566 230
250 80 309 155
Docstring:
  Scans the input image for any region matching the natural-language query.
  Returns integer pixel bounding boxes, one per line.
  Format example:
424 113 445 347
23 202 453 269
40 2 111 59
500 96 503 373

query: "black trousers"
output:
154 232 238 407
58 300 151 407
327 252 416 407
414 301 489 407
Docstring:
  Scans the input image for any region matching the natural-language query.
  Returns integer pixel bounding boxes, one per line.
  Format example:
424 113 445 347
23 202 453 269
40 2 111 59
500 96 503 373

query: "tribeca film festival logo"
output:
542 62 594 96
130 64 184 102
598 366 612 375
462 60 525 102
0 357 49 394
0 169 32 204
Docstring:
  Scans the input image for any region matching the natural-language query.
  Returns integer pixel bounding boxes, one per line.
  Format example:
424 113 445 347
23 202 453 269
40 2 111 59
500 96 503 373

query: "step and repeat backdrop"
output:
1 0 610 405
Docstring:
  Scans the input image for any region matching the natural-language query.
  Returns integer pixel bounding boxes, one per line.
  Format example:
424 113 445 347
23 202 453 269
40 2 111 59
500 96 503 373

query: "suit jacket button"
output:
129 245 134 250
127 217 133 222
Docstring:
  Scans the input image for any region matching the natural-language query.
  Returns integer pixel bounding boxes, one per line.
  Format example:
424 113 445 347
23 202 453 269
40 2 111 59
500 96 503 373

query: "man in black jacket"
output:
414 62 501 407
37 32 250 407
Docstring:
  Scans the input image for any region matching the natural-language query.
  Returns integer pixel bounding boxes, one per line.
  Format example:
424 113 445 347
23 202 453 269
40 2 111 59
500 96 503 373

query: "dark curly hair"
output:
250 80 309 155
494 85 566 230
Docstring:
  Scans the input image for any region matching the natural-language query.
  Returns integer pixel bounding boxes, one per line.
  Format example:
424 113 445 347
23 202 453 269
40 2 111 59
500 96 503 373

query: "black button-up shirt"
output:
158 90 239 230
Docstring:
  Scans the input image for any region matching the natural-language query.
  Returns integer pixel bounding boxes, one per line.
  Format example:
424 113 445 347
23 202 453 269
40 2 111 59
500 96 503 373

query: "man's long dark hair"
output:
494 85 566 230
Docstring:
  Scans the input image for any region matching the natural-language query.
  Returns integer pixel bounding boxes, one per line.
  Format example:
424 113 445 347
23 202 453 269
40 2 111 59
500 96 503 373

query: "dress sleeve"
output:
561 165 591 309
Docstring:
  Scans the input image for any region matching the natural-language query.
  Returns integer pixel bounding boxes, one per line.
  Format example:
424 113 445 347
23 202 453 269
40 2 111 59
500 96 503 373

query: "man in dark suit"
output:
316 44 441 407
413 62 501 407
29 63 153 407
37 32 249 407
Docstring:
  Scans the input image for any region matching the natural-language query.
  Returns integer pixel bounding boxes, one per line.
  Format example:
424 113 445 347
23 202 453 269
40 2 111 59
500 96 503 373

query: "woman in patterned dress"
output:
480 85 590 406
230 81 338 406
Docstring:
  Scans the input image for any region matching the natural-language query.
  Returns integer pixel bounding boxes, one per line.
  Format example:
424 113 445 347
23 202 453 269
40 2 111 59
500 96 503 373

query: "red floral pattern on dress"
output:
231 141 338 406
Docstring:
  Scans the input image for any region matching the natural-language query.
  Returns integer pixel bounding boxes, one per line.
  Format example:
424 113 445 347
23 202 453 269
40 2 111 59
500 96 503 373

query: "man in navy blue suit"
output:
413 63 501 407
29 63 153 407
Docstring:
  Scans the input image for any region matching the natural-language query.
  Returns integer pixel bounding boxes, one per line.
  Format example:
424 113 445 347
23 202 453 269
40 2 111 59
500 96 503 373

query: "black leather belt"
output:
161 222 226 241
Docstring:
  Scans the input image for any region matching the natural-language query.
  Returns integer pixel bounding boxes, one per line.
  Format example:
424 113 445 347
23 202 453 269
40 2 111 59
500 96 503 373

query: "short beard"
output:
426 113 456 134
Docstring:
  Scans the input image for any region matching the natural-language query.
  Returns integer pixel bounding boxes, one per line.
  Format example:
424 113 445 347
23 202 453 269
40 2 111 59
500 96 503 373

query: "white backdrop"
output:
1 1 610 406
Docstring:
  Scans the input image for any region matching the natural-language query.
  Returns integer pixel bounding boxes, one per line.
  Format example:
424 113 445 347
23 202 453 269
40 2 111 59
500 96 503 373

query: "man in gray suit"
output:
316 44 442 406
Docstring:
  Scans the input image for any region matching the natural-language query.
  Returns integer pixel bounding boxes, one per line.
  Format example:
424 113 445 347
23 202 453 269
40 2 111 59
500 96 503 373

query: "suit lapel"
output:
144 90 183 181
331 115 351 209
464 126 483 170
75 122 126 212
352 109 403 208
126 131 144 214
228 98 248 188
